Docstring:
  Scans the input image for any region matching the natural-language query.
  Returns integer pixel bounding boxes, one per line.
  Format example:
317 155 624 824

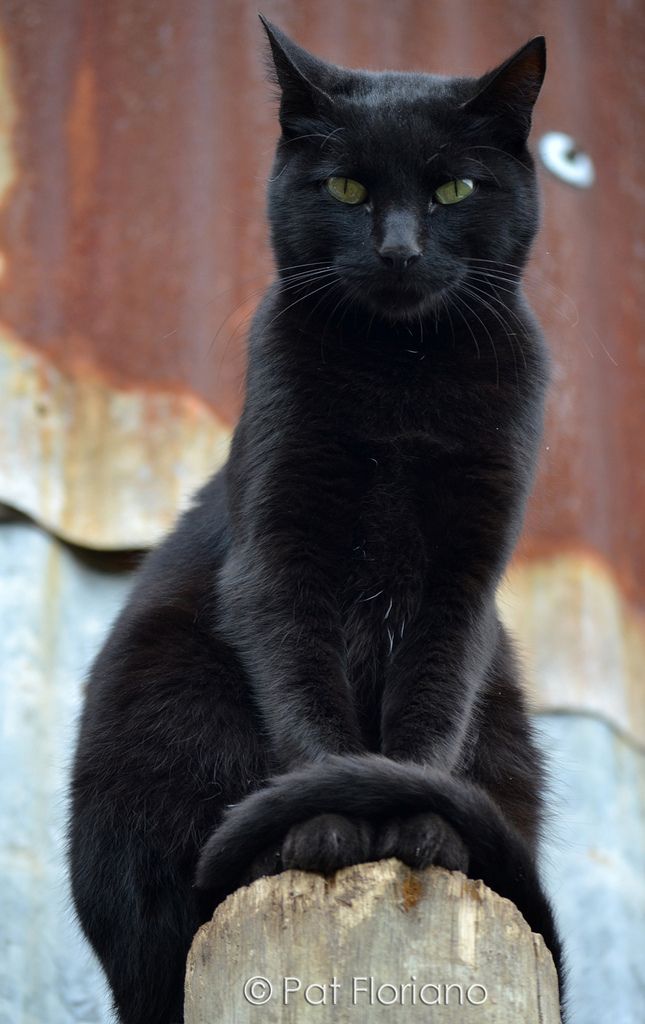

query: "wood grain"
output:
185 859 561 1022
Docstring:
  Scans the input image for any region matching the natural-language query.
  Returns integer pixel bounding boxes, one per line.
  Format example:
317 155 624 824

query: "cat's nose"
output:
377 210 422 270
378 244 422 270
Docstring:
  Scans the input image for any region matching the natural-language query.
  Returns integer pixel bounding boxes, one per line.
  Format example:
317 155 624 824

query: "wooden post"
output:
185 859 561 1023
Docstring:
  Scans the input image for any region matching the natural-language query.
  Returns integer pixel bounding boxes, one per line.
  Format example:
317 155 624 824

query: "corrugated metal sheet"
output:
538 714 645 1024
0 519 126 1024
500 556 645 747
0 328 229 548
1 519 643 1023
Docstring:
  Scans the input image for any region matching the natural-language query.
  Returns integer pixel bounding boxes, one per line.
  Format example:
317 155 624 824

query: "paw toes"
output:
376 813 469 873
282 814 372 874
434 825 469 873
242 844 283 885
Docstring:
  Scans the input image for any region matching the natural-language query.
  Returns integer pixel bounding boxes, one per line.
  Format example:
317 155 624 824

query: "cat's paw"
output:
375 813 469 873
281 813 373 874
241 843 283 886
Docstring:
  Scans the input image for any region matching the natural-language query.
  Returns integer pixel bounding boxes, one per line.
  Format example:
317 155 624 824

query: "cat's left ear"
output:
462 37 546 146
259 15 341 136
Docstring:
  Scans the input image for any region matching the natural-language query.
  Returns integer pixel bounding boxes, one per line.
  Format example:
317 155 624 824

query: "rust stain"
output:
401 872 423 912
501 551 645 747
0 31 17 205
0 326 230 548
0 1 265 420
67 61 98 220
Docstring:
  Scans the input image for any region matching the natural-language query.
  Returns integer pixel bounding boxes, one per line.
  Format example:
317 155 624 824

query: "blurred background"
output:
0 1 643 1021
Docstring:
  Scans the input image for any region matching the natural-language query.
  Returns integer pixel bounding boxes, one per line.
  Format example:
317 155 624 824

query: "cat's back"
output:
80 469 231 712
129 469 230 609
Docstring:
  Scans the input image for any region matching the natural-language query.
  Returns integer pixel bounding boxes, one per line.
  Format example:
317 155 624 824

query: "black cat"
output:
69 18 564 1024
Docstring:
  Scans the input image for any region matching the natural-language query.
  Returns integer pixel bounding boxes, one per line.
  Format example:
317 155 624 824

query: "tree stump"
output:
185 859 561 1022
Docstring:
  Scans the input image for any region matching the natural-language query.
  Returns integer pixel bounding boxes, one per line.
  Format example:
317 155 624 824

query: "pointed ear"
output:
259 15 338 136
462 37 546 146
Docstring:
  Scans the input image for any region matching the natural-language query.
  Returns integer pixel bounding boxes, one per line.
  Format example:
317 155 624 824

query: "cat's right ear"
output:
259 15 336 136
462 37 546 147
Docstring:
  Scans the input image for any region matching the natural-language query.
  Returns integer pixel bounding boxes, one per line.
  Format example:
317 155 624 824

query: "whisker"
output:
441 295 457 349
462 275 528 333
464 267 611 363
463 144 532 173
445 294 481 360
464 257 525 271
277 127 345 150
319 282 352 348
465 259 592 333
453 288 500 386
463 155 501 188
460 280 524 384
260 276 343 338
206 267 342 356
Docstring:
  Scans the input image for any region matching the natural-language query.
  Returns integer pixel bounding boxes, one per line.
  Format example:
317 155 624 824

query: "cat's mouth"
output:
363 281 441 320
340 262 462 321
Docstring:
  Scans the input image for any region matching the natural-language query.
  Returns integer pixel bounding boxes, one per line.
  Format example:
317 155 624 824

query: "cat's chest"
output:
326 346 479 456
339 452 429 661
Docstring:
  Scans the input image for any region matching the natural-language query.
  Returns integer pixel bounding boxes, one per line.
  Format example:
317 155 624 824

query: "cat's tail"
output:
195 753 564 985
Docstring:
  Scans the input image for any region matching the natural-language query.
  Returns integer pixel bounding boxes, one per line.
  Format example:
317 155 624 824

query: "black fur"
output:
69 21 563 1024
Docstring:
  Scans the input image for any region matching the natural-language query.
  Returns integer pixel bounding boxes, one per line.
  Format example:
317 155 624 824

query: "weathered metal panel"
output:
0 519 127 1023
538 714 645 1024
500 555 645 746
1 520 643 1023
0 328 229 548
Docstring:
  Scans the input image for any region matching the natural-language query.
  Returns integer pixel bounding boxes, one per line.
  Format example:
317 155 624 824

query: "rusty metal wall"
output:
0 1 643 1022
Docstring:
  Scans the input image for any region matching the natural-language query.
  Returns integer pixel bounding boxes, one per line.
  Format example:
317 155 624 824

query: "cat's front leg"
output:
377 605 530 878
373 599 492 875
379 442 531 768
219 435 366 770
217 531 371 875
380 590 497 768
218 541 364 767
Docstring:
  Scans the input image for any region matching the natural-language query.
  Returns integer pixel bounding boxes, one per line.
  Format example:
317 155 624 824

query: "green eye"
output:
434 178 475 205
326 176 368 205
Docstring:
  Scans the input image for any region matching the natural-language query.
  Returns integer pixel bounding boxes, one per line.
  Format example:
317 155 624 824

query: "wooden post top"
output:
185 859 562 1022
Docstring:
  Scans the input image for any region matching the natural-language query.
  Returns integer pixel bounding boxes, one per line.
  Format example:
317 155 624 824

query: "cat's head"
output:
262 17 545 323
